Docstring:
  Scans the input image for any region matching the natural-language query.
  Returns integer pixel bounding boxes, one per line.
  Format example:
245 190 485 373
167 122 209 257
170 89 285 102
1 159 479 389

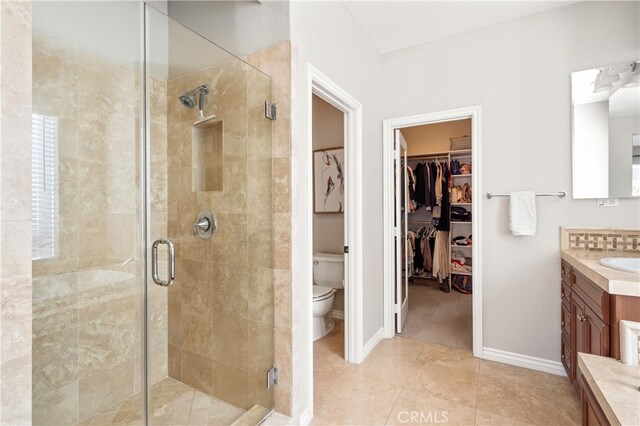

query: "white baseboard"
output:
298 408 312 426
362 327 385 361
332 309 344 320
483 347 567 377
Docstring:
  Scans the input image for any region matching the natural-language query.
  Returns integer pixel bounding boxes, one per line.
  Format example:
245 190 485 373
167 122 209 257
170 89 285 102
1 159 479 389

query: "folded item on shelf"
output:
450 135 471 151
452 236 471 246
451 206 471 222
451 250 466 262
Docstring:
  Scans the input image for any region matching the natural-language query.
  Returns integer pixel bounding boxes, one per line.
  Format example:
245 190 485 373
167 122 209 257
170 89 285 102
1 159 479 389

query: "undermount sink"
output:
600 257 640 274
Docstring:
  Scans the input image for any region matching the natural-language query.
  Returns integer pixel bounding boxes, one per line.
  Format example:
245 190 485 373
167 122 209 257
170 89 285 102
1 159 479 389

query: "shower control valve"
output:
193 209 218 240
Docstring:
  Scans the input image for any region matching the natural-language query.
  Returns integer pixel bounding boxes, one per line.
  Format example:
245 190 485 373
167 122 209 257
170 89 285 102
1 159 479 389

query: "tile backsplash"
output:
561 228 640 253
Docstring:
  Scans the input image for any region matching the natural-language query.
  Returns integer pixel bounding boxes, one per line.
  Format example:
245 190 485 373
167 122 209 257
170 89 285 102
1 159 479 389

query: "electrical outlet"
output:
597 198 619 207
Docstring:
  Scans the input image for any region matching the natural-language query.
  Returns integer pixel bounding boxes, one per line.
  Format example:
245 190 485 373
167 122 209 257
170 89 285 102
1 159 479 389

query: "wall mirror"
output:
572 61 640 199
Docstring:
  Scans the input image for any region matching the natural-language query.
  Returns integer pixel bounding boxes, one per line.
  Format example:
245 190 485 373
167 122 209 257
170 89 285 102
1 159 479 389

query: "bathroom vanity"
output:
559 229 640 393
577 353 640 426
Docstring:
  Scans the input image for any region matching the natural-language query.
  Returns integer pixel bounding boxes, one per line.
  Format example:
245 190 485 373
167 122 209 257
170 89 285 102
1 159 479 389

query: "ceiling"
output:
342 0 580 54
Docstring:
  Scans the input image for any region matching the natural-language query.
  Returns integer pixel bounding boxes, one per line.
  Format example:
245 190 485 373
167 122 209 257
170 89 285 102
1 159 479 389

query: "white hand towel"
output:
509 191 537 236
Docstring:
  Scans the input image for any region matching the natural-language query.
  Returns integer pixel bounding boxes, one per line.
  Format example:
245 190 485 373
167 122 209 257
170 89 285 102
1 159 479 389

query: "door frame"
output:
382 106 484 358
307 64 364 365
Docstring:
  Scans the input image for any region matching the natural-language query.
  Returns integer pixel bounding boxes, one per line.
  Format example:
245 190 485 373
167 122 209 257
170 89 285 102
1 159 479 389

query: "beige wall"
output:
246 42 293 417
0 2 33 424
401 119 471 155
312 95 344 310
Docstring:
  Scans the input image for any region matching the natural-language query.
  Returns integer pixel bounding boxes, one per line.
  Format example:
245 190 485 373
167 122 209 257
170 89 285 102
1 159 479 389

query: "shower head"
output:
179 85 210 111
179 92 196 108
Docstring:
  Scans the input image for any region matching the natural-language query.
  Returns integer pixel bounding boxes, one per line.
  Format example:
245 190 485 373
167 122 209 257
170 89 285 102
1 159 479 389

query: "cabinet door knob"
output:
561 321 565 327
578 315 586 322
561 354 566 360
561 291 565 298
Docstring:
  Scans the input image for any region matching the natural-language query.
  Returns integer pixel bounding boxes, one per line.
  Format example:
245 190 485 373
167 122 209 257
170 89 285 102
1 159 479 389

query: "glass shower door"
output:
31 1 146 424
145 5 275 425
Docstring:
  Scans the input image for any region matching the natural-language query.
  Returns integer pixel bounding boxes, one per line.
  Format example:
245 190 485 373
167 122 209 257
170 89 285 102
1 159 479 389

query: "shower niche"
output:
192 118 223 192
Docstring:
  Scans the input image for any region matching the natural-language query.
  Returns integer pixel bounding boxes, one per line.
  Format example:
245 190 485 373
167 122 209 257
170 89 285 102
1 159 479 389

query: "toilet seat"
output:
312 285 335 302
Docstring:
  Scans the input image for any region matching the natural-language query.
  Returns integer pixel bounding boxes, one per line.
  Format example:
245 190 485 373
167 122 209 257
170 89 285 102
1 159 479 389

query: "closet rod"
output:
485 190 567 199
406 155 450 161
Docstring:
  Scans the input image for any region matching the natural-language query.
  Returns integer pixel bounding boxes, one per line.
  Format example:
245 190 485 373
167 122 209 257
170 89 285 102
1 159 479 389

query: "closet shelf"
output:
451 202 472 206
451 174 472 178
451 221 472 224
451 270 472 276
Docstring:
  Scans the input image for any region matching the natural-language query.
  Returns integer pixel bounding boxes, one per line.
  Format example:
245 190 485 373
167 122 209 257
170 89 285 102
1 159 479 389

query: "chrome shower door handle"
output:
152 238 175 287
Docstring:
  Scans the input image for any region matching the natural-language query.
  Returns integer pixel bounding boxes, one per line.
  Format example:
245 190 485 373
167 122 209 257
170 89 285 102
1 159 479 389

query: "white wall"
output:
573 101 609 198
609 115 639 197
290 0 383 419
382 1 640 362
166 0 289 57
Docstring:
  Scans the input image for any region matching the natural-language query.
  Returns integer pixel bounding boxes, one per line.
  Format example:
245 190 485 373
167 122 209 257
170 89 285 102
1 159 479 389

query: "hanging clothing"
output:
421 235 432 273
404 165 416 213
429 162 437 209
414 163 426 207
437 162 451 232
432 230 450 280
423 163 431 211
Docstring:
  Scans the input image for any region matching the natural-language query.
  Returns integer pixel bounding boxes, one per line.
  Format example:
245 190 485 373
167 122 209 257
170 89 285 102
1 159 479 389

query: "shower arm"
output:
197 85 209 117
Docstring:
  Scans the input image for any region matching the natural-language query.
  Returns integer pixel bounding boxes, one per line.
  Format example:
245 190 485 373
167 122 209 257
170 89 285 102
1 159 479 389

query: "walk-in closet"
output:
396 119 474 350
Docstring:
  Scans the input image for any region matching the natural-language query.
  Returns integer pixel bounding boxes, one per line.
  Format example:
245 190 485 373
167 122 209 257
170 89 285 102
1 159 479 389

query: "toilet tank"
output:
313 253 344 289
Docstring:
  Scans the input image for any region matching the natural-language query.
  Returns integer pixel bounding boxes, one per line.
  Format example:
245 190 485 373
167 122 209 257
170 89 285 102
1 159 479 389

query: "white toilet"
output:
312 252 344 341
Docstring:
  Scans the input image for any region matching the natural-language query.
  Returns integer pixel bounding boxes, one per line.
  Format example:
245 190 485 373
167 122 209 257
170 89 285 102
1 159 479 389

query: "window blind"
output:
31 113 59 260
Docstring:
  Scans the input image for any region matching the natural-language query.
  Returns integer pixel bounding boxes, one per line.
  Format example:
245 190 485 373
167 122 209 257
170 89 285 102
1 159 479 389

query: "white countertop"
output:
578 353 640 426
561 250 640 297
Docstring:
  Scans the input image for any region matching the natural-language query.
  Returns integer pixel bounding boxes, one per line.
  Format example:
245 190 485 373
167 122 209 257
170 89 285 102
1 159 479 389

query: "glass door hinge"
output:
266 366 278 389
265 101 277 120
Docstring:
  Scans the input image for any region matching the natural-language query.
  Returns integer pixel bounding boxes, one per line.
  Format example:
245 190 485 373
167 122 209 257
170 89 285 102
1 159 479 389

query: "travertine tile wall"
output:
561 228 640 253
0 1 33 424
166 57 276 410
30 35 168 424
246 42 293 417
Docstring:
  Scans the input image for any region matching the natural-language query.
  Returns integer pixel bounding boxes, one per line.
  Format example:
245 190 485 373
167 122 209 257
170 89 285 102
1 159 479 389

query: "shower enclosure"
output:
31 2 275 424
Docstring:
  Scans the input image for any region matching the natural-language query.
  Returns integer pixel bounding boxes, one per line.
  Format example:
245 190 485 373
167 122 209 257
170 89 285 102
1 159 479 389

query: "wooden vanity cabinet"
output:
579 372 610 426
561 260 640 388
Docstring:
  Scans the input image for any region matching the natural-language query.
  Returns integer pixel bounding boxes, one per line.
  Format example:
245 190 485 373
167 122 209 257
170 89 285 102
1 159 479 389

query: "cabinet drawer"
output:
561 281 572 309
561 260 572 284
574 271 609 323
561 335 572 381
561 303 571 341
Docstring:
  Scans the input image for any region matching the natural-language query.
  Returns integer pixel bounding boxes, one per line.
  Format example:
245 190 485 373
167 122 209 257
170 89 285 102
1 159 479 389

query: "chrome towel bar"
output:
485 191 567 199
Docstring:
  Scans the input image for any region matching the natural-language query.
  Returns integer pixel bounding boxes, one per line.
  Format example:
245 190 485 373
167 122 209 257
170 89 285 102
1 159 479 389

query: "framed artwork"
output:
313 147 344 213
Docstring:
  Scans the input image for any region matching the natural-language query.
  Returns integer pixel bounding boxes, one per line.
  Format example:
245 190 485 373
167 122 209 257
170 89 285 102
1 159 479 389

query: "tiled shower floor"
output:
78 377 246 425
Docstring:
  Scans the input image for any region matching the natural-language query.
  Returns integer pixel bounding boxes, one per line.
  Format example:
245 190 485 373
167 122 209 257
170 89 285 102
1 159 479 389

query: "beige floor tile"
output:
386 388 476 426
400 283 472 351
344 352 425 387
368 336 425 360
313 324 580 426
80 377 248 426
475 408 528 425
314 369 403 425
405 361 479 408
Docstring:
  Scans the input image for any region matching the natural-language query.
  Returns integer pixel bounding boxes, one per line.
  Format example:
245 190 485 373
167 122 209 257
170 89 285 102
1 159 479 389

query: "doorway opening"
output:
311 94 346 352
383 107 483 358
305 66 364 421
